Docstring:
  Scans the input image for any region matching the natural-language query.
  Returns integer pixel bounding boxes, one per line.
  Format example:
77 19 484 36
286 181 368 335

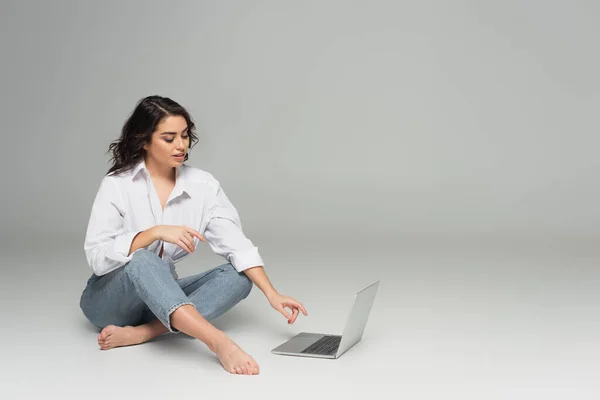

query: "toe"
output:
248 361 259 375
246 361 254 374
100 337 111 349
99 326 110 340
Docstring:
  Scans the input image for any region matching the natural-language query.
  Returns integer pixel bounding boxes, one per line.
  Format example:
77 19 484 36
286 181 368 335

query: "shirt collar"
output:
131 159 147 180
131 159 193 199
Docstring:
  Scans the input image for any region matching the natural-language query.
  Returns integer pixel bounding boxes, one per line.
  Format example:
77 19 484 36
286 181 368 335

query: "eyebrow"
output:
160 127 189 136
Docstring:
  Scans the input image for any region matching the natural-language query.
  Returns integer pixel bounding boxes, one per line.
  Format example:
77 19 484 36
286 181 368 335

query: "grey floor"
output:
2 235 599 399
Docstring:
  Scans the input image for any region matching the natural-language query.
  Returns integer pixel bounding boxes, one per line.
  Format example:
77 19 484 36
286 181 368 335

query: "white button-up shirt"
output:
84 160 264 277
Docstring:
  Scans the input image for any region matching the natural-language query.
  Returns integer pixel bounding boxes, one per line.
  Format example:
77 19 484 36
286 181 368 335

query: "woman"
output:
79 95 307 375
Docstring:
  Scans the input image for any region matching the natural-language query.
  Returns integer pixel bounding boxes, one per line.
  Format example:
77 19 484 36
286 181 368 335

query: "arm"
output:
202 177 307 323
128 227 159 256
84 177 153 276
202 178 265 274
242 265 278 300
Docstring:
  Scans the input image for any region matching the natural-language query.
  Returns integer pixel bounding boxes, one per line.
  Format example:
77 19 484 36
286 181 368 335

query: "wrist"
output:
150 225 162 241
265 288 279 301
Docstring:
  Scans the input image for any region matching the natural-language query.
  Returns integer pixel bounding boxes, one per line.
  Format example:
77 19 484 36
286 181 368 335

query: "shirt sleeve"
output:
83 177 142 276
203 178 264 273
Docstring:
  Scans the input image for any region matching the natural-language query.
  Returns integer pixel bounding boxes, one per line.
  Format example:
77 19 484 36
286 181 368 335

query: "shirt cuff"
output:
227 246 264 273
113 231 142 260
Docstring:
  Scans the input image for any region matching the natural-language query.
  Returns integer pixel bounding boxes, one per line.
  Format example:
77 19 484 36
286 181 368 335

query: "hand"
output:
154 225 206 253
268 293 308 325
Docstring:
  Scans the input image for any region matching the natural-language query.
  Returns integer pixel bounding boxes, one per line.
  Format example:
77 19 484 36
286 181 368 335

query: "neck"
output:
144 156 176 181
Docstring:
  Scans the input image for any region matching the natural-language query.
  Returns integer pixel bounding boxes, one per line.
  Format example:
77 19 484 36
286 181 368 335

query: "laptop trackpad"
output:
273 332 325 353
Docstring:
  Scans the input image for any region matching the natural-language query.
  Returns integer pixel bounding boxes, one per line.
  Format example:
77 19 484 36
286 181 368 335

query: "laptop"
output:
271 281 379 359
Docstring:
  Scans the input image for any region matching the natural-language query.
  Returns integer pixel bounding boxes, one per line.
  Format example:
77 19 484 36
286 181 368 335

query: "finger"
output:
299 303 308 316
290 308 299 324
278 306 292 320
285 305 297 318
186 227 206 242
177 239 192 253
182 236 194 252
292 308 300 323
283 301 307 316
181 235 195 251
289 301 308 316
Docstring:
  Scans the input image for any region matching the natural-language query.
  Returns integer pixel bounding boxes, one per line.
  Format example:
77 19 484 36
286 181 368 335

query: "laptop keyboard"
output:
301 335 342 355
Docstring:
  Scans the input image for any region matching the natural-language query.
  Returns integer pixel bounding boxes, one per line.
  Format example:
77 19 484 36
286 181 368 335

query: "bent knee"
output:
127 249 167 271
131 249 158 262
238 274 253 298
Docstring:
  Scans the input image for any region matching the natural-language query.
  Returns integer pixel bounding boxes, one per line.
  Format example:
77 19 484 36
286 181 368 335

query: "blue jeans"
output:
80 249 253 332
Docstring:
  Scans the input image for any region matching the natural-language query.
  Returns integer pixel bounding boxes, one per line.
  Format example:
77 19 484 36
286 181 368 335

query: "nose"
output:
175 136 186 150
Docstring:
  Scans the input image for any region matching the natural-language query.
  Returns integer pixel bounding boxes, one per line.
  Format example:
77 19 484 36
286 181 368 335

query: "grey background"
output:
1 1 599 399
2 0 599 248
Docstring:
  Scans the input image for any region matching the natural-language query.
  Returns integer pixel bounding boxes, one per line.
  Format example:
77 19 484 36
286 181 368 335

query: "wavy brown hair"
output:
106 95 199 176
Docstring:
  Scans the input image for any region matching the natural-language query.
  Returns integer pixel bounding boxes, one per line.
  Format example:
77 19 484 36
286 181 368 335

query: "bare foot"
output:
97 325 151 350
214 336 260 375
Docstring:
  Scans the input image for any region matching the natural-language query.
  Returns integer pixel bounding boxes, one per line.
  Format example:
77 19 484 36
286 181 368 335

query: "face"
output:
143 115 190 168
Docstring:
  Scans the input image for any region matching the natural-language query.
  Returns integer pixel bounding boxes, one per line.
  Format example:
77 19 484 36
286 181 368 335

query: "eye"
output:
163 134 188 143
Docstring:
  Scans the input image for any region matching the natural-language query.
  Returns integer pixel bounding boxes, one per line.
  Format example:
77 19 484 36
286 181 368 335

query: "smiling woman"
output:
79 95 307 376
